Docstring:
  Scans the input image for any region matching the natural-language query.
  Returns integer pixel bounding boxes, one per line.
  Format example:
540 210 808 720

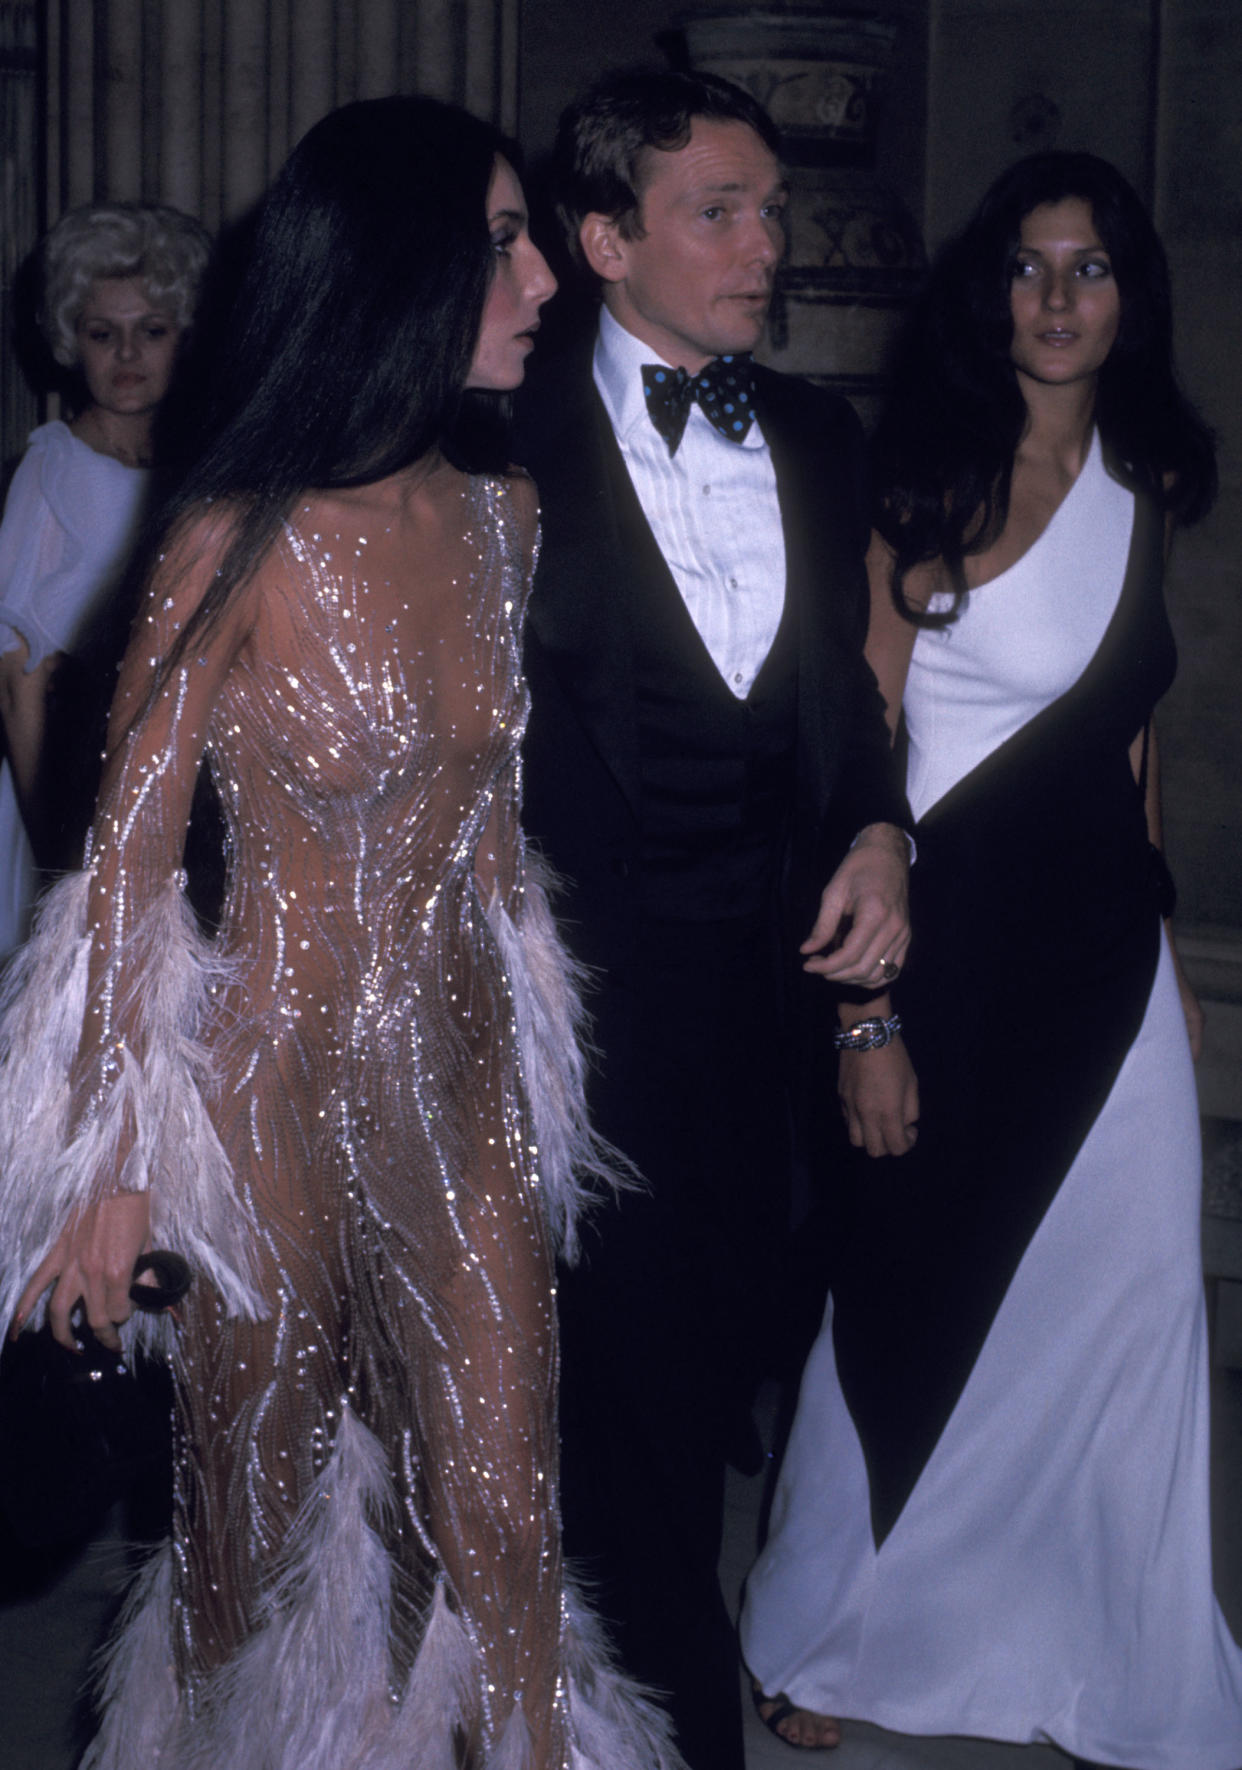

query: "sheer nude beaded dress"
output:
0 465 676 1770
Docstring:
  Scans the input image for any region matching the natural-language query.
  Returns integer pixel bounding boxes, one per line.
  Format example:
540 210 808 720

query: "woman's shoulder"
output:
492 463 537 516
3 420 144 539
473 466 539 555
145 500 265 633
1 421 78 511
20 419 77 461
473 462 534 498
26 419 142 482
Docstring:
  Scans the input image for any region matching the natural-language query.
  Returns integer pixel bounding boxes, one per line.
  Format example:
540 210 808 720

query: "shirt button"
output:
727 576 738 589
734 672 744 685
702 484 711 496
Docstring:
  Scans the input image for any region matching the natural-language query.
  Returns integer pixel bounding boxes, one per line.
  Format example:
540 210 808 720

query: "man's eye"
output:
701 206 725 221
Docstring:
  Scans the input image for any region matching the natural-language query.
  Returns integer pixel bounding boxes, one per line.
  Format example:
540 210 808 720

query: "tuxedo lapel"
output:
521 352 870 844
521 360 657 821
758 367 864 652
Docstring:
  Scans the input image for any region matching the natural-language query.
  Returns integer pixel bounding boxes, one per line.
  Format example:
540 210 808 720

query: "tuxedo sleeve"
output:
774 380 910 889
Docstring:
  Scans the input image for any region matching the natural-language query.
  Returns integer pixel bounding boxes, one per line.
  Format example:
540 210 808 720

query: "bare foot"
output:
753 1683 842 1750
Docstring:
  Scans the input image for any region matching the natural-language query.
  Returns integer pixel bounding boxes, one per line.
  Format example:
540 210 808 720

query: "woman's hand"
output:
838 1037 920 1158
11 1191 152 1351
0 638 61 853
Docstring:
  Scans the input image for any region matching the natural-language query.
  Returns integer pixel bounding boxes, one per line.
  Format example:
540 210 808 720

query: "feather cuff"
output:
0 869 265 1350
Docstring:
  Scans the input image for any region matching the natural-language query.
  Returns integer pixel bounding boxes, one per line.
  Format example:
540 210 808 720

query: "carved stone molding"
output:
680 6 924 423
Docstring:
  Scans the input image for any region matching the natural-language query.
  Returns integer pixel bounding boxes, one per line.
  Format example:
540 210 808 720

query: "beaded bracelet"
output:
833 1012 902 1053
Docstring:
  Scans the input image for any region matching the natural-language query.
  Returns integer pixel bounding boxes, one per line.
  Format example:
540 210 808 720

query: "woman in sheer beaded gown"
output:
742 153 1242 1767
0 97 679 1770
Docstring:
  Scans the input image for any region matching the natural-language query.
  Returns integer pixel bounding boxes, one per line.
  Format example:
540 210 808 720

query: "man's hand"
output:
801 822 910 990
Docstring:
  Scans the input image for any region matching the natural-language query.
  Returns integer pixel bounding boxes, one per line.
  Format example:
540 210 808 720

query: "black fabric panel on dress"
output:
829 490 1174 1545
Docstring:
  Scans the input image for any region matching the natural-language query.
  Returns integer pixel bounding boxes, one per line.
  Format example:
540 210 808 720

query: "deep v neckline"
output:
966 429 1100 594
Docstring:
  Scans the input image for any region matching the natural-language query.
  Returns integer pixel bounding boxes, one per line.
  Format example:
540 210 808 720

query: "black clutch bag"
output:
0 1251 190 1548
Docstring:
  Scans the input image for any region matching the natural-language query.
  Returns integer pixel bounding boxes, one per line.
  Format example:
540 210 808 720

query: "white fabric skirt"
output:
741 934 1242 1769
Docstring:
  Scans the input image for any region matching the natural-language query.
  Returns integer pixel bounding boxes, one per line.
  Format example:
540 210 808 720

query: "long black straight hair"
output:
871 150 1216 624
140 95 513 685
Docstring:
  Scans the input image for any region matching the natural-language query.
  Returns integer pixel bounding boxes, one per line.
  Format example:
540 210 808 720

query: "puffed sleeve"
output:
0 423 148 667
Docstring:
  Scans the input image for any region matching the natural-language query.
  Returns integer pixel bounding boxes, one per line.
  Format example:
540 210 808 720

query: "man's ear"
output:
579 213 629 285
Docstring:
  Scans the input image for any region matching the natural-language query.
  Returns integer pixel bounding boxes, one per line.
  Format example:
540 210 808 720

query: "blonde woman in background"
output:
0 202 209 953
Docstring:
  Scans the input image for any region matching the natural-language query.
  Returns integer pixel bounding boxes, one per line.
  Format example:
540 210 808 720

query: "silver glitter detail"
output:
0 474 672 1769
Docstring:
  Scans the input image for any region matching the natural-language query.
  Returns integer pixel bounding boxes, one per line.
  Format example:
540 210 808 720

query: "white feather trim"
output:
80 1546 179 1769
81 1411 479 1770
490 851 636 1262
180 1409 410 1770
486 1704 534 1770
563 1577 687 1770
76 1421 684 1768
0 870 265 1351
360 1582 475 1770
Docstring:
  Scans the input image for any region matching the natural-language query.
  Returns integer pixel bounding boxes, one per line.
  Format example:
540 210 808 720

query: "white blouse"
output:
0 421 148 955
0 419 148 667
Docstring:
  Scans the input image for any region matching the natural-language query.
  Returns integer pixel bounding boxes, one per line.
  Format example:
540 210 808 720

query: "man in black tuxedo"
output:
516 69 910 1770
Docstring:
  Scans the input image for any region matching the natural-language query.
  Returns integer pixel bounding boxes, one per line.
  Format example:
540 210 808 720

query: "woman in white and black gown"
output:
0 97 680 1770
742 152 1242 1769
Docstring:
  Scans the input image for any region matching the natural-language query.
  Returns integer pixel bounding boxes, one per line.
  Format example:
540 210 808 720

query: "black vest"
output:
629 552 798 924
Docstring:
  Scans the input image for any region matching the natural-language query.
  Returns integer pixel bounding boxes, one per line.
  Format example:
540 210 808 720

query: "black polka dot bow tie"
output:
641 356 756 455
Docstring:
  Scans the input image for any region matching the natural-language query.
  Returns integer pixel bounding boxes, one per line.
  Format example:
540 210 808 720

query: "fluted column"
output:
0 0 37 467
162 0 207 215
42 0 521 234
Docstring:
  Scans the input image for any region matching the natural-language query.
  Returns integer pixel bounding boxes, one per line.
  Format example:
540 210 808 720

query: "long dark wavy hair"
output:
137 95 512 693
871 150 1216 624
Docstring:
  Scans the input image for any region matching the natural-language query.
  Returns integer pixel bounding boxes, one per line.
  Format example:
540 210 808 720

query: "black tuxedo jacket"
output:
515 341 905 994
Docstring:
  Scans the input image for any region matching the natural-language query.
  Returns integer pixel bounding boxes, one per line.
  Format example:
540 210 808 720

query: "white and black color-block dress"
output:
741 431 1242 1770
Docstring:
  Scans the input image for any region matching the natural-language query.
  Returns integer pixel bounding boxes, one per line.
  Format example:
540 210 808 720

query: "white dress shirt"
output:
593 305 786 699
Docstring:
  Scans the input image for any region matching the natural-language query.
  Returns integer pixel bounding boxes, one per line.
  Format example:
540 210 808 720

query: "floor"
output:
730 1367 1242 1770
1 1275 1240 1768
